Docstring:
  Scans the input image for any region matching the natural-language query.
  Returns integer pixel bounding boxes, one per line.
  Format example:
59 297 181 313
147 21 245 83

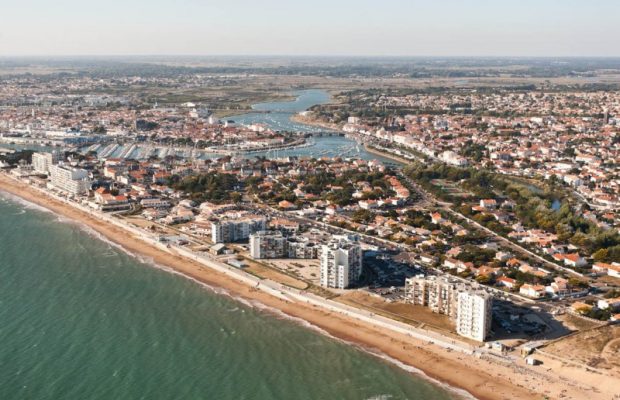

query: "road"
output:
396 171 583 277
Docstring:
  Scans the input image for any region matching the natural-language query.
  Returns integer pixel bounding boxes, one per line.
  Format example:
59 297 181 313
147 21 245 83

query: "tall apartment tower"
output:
456 290 493 342
32 151 61 174
320 235 362 289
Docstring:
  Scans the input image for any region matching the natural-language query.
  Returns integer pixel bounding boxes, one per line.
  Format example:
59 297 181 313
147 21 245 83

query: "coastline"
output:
0 173 611 400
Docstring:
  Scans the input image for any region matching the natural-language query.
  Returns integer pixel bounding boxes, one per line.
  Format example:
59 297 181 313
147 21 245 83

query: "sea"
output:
0 90 461 399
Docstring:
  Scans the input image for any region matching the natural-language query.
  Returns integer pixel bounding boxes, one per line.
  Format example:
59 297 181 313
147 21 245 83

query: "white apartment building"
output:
456 290 493 342
320 235 362 289
32 151 60 174
211 216 266 243
49 164 91 195
249 231 287 259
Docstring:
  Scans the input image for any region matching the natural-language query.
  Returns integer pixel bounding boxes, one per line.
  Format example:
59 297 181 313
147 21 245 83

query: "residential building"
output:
404 275 459 318
320 235 362 289
456 290 493 342
32 151 60 174
49 164 91 195
249 231 287 259
211 215 266 243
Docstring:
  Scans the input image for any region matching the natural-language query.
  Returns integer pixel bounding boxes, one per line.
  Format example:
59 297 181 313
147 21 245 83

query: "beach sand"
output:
1 173 616 400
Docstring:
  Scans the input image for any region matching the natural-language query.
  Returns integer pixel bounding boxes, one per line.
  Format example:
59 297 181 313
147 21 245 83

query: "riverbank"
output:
290 113 342 131
362 144 414 165
0 173 611 400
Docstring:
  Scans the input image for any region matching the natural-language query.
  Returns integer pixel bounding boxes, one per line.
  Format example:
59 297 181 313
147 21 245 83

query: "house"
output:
476 265 499 277
506 258 523 268
546 277 570 296
553 253 587 268
430 212 445 225
597 297 620 310
592 262 611 275
497 276 517 289
520 284 546 299
479 199 497 209
608 263 620 279
420 253 437 266
278 200 297 210
495 251 513 262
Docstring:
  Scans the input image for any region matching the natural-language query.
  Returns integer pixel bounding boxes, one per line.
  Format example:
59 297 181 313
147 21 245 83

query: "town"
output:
1 61 620 399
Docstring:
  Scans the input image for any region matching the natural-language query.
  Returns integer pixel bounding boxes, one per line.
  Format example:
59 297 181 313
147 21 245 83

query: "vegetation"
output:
168 173 239 204
405 161 620 260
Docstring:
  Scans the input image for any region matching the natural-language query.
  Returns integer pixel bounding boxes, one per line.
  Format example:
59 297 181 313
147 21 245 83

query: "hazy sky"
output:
1 0 618 57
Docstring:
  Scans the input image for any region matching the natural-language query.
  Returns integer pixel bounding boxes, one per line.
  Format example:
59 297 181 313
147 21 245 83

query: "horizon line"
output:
2 54 620 60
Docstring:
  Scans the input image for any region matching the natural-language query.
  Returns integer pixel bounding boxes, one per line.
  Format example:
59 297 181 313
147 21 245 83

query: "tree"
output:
230 192 242 203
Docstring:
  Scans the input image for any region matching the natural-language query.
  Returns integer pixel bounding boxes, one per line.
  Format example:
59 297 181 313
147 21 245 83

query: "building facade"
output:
249 231 287 259
211 216 266 243
32 151 60 174
404 275 459 318
456 290 493 342
49 164 91 195
320 235 362 289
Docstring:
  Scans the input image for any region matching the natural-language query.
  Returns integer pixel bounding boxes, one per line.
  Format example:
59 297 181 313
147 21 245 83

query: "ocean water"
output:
0 194 459 400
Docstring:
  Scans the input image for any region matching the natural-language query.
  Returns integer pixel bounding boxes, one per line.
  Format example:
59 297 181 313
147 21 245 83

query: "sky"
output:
0 0 618 57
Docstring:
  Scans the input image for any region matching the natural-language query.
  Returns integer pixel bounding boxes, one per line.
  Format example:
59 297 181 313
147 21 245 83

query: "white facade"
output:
32 151 60 174
456 290 492 342
320 235 362 289
49 165 91 195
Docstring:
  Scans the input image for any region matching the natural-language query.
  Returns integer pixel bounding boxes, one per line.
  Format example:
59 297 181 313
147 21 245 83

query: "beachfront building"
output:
404 275 459 318
249 231 287 259
320 235 362 289
211 215 266 243
32 151 61 174
286 237 319 259
405 275 493 341
249 232 320 260
456 290 493 342
49 164 91 195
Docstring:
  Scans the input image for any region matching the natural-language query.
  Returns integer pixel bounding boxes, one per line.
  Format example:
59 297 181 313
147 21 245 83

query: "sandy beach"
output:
1 173 616 400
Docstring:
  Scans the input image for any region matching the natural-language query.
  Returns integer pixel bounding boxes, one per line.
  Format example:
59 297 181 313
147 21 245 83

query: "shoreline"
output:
290 113 342 131
0 173 610 400
363 144 413 165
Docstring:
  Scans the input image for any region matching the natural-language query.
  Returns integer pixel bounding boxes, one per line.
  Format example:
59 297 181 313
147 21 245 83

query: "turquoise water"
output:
0 194 457 400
